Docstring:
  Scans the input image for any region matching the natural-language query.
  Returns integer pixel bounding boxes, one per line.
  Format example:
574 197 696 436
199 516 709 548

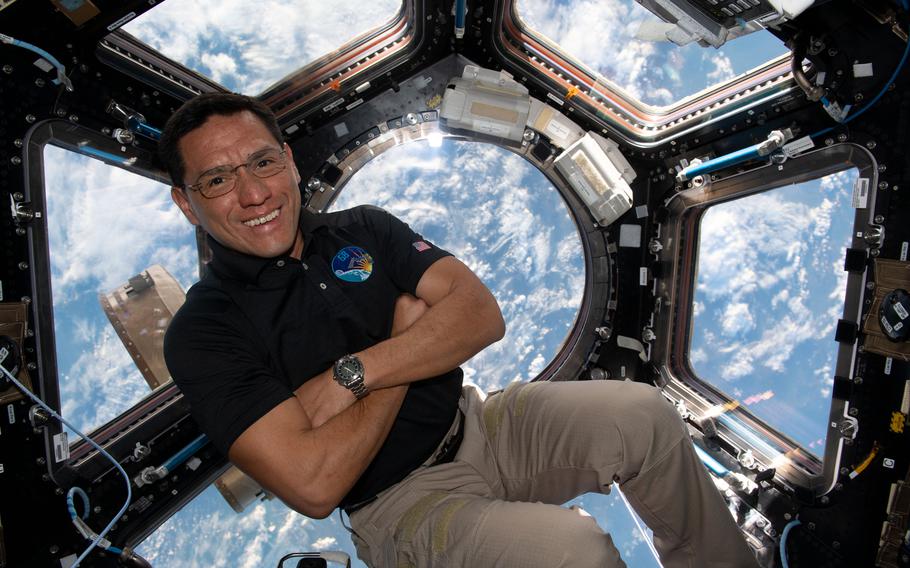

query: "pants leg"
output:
348 463 624 567
481 380 758 568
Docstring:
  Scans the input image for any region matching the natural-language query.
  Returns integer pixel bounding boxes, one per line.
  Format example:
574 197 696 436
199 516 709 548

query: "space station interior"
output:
0 0 909 566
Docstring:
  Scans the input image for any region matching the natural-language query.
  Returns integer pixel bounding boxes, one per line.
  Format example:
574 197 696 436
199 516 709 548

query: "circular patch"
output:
332 246 373 282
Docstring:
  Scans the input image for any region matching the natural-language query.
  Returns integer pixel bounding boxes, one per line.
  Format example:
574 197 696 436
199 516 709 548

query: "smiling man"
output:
160 93 758 568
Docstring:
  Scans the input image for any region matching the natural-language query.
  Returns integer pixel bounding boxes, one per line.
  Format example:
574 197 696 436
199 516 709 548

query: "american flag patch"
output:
412 240 431 252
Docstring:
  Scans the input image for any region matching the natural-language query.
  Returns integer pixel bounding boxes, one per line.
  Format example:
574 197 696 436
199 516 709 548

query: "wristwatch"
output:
333 354 369 399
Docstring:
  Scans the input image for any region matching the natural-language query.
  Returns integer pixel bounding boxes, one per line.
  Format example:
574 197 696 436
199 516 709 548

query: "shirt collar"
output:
206 207 327 284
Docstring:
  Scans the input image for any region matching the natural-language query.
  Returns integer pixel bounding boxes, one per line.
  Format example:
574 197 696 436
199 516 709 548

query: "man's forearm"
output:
360 258 505 390
230 384 407 518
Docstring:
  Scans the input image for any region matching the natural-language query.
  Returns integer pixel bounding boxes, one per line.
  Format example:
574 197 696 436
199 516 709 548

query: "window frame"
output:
498 0 795 144
651 143 880 495
22 121 208 486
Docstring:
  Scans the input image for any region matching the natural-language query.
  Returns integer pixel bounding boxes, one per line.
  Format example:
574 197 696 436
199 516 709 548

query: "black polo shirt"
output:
163 205 463 509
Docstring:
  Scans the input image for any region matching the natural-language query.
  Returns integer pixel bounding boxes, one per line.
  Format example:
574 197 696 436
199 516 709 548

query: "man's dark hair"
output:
158 93 284 187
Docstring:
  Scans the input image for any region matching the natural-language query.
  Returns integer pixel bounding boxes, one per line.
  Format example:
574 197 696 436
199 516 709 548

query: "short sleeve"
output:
164 288 293 456
358 206 452 294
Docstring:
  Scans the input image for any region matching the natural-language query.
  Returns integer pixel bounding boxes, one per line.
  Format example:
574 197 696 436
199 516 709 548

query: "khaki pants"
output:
349 380 759 568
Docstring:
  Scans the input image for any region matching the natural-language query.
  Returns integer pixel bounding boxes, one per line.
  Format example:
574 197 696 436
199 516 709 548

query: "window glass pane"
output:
690 170 857 456
122 0 403 95
137 140 635 565
332 139 584 391
44 145 197 436
517 0 788 106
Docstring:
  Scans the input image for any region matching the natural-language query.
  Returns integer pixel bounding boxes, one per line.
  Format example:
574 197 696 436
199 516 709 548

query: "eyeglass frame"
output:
182 146 290 199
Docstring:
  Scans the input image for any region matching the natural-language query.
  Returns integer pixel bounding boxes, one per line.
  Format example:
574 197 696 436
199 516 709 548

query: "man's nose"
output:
234 168 271 206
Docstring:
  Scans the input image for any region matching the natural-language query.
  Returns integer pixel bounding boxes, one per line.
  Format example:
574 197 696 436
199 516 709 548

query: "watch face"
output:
335 355 364 384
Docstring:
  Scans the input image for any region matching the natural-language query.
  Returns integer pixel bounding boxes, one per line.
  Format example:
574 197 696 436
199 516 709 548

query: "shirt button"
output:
276 260 286 268
319 283 327 290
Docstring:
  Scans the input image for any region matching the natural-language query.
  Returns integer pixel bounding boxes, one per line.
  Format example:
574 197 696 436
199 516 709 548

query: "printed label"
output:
901 242 909 262
895 303 909 320
0 463 4 474
782 136 815 157
6 405 14 424
107 12 137 31
53 432 70 463
639 267 648 286
322 98 344 113
0 347 8 366
881 316 894 334
545 120 571 141
885 357 893 375
895 321 904 332
345 98 364 111
547 92 565 106
852 178 869 209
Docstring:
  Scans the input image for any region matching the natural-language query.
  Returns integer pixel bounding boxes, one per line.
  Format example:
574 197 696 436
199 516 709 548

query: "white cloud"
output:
705 51 735 83
124 0 403 94
721 302 754 335
311 536 337 550
44 147 197 304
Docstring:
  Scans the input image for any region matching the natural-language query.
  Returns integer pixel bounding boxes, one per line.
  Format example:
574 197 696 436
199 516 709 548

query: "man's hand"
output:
293 294 427 427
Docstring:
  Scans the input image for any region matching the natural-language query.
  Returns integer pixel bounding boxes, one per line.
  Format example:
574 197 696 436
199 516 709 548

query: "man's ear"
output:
285 143 301 184
171 186 200 226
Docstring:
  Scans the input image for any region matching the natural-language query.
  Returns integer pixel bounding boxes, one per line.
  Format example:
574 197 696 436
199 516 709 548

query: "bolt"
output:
840 467 850 475
855 93 864 102
594 327 610 340
878 164 887 172
784 512 792 520
27 362 37 371
35 78 45 88
588 367 609 380
871 248 880 257
879 181 889 190
49 545 59 555
13 192 23 200
820 495 829 504
94 505 102 514
874 215 885 224
55 108 66 118
10 156 21 165
36 456 46 465
18 261 28 270
854 376 863 385
835 483 843 491
2 64 12 74
866 281 875 290
849 407 858 416
824 138 834 146
837 133 848 142
867 141 877 150
828 48 838 56
642 328 656 342
767 528 777 538
15 227 26 236
25 114 36 123
69 114 79 123
13 138 23 148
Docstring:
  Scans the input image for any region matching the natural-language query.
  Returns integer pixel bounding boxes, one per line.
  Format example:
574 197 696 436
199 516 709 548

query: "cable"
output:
614 484 664 567
0 363 131 567
810 25 910 139
779 518 801 568
0 33 73 91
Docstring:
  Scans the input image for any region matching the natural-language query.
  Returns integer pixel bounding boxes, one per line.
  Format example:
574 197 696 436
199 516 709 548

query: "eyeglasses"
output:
184 148 288 199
